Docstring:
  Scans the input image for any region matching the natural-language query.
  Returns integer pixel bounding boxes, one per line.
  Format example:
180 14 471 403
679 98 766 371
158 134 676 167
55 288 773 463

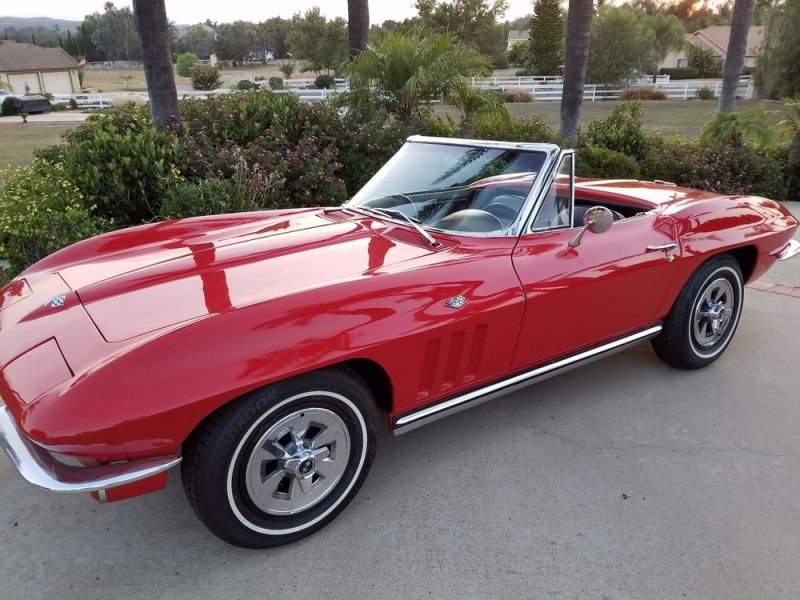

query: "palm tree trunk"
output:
348 0 370 60
559 0 594 143
132 0 179 127
719 0 756 111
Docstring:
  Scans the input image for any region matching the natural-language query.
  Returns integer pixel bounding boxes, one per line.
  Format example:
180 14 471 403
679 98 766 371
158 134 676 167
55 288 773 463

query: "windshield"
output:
349 142 548 234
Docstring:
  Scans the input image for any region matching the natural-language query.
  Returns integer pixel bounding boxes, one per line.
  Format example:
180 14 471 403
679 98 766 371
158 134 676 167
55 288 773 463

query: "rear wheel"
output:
652 255 743 370
182 368 378 548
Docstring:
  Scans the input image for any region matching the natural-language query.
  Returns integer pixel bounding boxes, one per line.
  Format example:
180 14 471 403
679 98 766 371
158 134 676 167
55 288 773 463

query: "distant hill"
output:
0 16 81 31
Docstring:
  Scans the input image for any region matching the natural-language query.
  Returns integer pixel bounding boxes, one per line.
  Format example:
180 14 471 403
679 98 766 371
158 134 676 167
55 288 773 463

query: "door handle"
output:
646 243 678 262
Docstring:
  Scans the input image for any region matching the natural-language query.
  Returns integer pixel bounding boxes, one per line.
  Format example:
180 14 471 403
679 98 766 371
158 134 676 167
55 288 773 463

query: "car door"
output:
510 152 680 371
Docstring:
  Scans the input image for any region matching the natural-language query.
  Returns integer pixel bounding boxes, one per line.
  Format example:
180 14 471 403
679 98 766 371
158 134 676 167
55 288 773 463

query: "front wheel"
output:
652 255 744 370
182 368 378 548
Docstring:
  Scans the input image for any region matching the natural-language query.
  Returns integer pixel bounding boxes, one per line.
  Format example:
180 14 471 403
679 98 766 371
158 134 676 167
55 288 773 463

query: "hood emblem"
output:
45 294 67 309
445 295 467 309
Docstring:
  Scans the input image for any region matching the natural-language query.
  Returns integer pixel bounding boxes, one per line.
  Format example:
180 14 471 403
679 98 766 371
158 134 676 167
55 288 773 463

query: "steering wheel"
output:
483 203 520 227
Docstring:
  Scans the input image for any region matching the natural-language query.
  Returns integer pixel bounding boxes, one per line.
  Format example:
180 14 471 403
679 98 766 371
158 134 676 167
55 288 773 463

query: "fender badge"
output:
445 295 467 309
45 294 67 308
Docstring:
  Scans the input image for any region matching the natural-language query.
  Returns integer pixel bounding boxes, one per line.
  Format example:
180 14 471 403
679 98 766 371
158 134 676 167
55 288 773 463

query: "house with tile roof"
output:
0 40 80 95
663 25 764 71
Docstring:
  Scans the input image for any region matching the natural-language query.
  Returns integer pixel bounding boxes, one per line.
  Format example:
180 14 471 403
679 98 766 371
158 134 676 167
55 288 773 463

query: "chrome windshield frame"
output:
342 135 563 239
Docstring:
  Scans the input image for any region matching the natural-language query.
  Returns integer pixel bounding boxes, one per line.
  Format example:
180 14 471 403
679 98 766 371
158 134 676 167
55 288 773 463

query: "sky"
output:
4 1 539 25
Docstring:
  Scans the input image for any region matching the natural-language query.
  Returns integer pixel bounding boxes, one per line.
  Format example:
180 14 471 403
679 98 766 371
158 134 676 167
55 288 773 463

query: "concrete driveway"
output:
1 208 799 600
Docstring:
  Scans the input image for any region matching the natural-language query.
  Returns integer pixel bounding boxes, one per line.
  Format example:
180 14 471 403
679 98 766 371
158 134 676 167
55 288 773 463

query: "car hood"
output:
54 210 435 342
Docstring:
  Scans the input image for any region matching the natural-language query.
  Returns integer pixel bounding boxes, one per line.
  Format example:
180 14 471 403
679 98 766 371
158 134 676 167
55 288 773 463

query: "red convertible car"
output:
1 136 798 548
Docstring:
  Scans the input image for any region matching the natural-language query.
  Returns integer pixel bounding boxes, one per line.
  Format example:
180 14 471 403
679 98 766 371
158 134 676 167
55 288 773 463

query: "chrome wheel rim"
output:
244 407 350 515
692 277 735 348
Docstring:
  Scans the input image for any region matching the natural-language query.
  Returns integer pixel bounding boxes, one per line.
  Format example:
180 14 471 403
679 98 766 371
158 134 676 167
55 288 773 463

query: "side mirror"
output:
569 206 614 248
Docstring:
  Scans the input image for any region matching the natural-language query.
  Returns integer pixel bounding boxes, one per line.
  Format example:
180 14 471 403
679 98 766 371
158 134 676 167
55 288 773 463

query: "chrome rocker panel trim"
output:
0 406 181 493
393 325 663 435
771 239 800 262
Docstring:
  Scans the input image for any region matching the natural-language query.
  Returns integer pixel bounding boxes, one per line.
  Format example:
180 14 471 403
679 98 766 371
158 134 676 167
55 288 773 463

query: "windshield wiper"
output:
358 207 439 247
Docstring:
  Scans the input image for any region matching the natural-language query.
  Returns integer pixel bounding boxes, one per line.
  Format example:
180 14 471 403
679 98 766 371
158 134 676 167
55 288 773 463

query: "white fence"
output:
50 76 754 108
472 78 754 102
470 74 672 88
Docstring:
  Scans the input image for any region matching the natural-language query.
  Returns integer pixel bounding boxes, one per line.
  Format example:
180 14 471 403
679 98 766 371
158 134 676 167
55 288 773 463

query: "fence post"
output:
684 82 688 100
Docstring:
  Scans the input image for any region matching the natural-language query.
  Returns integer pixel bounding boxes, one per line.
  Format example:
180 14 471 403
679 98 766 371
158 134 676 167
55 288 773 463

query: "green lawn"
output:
435 98 787 138
0 123 78 169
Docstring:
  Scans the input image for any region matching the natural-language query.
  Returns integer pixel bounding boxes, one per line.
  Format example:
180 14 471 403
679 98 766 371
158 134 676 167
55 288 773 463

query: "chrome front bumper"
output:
771 239 800 261
0 406 181 493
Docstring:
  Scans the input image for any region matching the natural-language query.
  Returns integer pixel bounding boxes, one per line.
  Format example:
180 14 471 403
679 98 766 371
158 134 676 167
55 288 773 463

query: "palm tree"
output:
647 12 685 83
132 0 179 127
348 0 370 60
345 29 491 121
719 0 756 110
559 0 594 142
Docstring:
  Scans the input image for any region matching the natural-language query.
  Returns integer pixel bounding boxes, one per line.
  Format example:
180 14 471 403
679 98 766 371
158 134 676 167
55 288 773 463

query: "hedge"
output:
659 67 701 80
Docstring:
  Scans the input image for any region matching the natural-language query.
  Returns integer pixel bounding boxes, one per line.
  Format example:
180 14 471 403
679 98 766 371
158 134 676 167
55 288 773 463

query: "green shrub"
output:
1 96 17 116
469 115 556 143
190 65 223 90
508 41 531 67
620 87 667 101
785 141 800 201
58 110 179 224
640 136 786 200
687 44 723 78
279 62 295 79
583 101 646 160
420 114 458 138
695 86 715 100
236 79 258 91
160 160 282 219
314 74 336 89
268 76 284 90
0 161 113 277
176 52 199 77
576 146 641 179
68 98 78 109
659 67 700 80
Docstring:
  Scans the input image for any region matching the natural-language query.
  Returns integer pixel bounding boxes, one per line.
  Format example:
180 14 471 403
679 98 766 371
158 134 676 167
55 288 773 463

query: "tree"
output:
75 16 103 61
179 24 216 59
687 43 723 77
215 21 259 64
415 0 510 68
719 0 756 110
755 0 800 98
176 52 199 77
257 18 291 59
348 0 370 59
560 0 594 142
132 0 179 127
288 8 348 74
92 3 142 61
645 12 685 82
528 0 564 76
586 7 654 86
344 28 491 120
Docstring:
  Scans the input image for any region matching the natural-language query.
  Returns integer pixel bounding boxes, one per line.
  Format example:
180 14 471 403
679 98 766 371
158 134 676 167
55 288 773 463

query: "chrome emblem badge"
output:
45 294 67 309
445 295 467 309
